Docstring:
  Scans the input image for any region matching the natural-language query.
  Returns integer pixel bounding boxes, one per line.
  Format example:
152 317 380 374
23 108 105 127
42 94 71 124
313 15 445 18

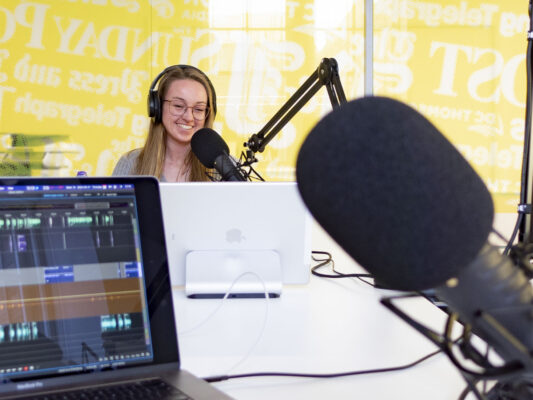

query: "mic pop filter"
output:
296 96 494 291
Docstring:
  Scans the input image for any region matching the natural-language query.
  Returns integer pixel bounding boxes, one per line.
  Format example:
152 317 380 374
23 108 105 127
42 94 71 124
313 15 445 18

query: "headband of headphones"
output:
147 64 217 124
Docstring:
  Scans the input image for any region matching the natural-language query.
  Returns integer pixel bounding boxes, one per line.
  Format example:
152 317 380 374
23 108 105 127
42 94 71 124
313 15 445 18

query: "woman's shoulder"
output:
124 148 142 160
112 148 142 176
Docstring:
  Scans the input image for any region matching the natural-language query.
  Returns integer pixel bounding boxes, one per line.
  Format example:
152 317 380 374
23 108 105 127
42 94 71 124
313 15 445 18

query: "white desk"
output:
171 223 470 399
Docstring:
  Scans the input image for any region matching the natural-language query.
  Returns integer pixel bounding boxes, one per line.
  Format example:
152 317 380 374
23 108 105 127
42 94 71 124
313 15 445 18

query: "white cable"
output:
177 271 270 374
223 271 269 375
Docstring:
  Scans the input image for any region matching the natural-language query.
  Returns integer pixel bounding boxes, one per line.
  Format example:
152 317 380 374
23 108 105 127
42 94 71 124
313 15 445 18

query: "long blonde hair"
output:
134 66 216 181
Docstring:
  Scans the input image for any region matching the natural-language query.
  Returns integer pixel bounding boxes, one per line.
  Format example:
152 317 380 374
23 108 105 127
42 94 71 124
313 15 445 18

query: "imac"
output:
159 182 312 298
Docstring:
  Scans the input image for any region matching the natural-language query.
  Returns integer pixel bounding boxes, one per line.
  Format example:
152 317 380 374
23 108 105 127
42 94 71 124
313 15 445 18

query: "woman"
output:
112 65 216 182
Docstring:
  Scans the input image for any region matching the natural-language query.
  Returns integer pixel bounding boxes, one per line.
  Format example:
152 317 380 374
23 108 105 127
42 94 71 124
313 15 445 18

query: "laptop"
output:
159 182 312 298
0 176 232 399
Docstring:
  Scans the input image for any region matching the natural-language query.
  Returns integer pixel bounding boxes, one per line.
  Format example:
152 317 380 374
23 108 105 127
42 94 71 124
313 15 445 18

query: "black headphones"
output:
147 64 217 124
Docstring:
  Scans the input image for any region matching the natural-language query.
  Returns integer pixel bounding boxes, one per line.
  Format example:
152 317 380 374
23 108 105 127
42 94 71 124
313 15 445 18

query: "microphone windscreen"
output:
296 96 494 291
191 128 229 168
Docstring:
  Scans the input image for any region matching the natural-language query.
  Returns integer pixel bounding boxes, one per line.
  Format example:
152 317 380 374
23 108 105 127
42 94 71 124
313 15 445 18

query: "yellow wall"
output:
373 1 527 214
0 0 364 180
0 0 528 214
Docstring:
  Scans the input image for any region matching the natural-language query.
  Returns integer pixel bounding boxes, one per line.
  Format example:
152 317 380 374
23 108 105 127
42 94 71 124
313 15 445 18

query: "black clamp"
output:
517 203 532 214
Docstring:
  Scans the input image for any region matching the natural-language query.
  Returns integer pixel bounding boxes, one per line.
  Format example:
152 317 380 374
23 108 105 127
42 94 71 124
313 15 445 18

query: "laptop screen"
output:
0 177 177 387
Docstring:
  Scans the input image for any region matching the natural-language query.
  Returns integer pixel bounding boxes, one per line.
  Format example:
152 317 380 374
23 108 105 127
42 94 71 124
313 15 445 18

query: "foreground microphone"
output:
296 97 533 373
191 128 246 181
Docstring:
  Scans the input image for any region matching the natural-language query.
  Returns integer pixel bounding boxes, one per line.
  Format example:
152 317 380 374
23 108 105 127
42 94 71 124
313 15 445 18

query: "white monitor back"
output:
159 182 312 297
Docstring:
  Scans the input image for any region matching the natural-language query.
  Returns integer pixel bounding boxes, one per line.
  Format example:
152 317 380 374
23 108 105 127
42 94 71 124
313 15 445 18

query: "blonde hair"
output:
134 66 216 181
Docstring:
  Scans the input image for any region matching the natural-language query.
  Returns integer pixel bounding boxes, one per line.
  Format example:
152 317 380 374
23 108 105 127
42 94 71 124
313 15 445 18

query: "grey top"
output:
112 148 142 176
112 148 223 182
112 148 173 182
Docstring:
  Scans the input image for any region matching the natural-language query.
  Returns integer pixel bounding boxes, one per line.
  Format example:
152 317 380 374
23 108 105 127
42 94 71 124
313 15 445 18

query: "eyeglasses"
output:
164 100 209 120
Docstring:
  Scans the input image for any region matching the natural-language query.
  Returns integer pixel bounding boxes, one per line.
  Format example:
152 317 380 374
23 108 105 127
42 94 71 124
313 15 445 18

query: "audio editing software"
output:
0 183 153 379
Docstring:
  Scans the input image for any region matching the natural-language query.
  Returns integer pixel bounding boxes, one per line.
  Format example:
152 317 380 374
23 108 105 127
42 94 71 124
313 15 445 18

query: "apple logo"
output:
226 228 245 243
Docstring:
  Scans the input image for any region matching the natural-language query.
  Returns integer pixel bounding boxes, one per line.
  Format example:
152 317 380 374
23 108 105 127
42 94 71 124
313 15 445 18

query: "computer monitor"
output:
159 182 312 298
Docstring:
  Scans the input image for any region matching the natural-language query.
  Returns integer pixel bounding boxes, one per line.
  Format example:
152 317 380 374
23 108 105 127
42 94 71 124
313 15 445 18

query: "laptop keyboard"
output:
17 378 193 400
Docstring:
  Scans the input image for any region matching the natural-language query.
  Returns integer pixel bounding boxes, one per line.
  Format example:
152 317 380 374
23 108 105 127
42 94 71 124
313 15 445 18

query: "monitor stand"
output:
184 250 282 298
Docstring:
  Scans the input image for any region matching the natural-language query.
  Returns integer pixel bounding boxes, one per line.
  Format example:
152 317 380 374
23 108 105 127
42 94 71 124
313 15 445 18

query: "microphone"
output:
191 128 247 182
296 97 533 381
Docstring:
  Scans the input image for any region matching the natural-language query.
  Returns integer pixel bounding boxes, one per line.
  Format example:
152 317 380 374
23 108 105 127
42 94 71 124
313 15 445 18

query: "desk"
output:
171 222 470 399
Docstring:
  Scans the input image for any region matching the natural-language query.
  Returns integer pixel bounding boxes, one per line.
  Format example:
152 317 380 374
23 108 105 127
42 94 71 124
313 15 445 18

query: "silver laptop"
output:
159 181 312 298
0 176 232 399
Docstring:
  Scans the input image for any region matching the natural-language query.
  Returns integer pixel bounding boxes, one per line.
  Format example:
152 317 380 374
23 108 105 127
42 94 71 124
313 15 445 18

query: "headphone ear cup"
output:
147 89 161 123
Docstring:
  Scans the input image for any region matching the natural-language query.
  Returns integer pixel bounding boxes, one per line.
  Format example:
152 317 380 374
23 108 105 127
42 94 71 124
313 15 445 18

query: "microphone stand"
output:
508 1 533 255
241 58 347 171
381 294 533 400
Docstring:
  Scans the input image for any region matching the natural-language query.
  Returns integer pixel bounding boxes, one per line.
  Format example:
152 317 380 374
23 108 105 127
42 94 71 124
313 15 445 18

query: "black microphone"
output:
191 128 247 181
296 97 533 377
